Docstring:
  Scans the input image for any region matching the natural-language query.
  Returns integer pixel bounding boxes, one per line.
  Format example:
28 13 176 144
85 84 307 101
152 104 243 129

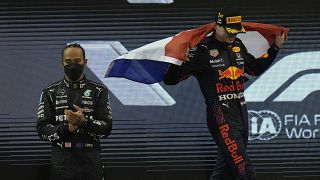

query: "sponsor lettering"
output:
218 92 244 101
220 124 244 164
235 53 244 64
226 16 242 24
37 109 44 115
216 81 244 93
212 64 225 68
82 108 94 113
56 95 67 99
209 58 223 64
56 99 67 105
285 114 320 139
286 128 319 139
82 96 92 99
38 105 44 111
210 58 225 68
55 105 69 110
55 115 67 122
82 100 93 105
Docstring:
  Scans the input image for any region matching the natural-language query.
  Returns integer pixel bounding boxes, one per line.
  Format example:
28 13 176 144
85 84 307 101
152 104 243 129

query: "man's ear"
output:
84 58 88 65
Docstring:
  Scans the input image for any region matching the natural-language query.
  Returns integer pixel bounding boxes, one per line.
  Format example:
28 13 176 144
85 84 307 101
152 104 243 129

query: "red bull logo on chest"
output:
218 66 244 80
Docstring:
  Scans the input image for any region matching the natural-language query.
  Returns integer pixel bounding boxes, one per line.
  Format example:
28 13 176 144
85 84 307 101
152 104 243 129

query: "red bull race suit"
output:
164 34 279 180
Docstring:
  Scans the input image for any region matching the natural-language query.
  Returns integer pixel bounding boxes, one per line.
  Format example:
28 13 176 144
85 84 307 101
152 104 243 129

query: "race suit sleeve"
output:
163 45 207 85
243 43 280 76
36 90 70 143
79 87 112 139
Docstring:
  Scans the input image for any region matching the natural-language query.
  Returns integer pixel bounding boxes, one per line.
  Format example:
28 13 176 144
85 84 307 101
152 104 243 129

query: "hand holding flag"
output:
106 22 289 84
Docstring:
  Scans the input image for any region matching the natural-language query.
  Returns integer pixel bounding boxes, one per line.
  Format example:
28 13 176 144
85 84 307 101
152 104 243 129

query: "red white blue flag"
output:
106 22 289 84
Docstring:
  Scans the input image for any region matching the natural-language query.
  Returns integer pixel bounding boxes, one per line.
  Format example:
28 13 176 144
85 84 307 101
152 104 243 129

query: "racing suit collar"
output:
63 75 87 89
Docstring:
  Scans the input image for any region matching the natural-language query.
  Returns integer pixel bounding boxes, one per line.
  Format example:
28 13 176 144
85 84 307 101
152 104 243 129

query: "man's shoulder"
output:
197 36 212 49
43 80 63 91
233 38 244 46
86 79 106 90
189 39 209 54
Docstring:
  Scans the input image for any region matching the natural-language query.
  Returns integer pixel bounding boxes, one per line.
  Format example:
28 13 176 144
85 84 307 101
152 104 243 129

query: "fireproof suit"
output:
37 77 112 180
164 34 279 180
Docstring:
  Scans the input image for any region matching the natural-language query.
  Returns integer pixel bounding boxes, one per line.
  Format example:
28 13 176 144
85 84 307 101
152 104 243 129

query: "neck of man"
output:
214 32 224 42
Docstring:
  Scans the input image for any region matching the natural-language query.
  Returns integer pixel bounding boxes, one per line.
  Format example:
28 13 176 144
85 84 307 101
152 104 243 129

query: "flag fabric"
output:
106 22 289 84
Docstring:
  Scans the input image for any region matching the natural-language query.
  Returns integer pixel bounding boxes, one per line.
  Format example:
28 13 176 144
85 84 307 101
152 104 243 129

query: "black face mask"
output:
64 63 84 81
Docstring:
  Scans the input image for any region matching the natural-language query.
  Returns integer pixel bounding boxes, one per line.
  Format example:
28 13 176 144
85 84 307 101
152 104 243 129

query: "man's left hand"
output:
65 105 85 126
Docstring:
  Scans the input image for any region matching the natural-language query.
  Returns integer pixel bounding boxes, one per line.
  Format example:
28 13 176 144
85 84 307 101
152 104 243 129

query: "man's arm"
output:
79 88 112 139
163 45 207 85
244 34 286 76
36 90 70 143
244 44 279 76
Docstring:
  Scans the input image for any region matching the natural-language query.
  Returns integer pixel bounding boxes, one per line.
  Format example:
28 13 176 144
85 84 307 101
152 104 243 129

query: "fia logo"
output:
248 110 282 141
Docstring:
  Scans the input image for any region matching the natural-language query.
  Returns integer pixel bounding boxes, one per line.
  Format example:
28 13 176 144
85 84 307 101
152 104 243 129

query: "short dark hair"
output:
62 43 86 59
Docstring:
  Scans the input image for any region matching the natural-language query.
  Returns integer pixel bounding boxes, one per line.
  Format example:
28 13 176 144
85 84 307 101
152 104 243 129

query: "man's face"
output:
62 47 86 66
215 25 237 44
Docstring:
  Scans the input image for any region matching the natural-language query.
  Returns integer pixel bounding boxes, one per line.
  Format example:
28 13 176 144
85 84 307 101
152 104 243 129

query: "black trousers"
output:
207 103 257 180
49 150 103 180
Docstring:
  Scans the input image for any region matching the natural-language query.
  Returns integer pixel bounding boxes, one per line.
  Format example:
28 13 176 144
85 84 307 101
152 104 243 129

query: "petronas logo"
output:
84 90 92 97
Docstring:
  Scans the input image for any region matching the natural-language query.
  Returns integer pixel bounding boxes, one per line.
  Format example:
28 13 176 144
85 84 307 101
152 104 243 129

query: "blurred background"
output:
1 0 320 179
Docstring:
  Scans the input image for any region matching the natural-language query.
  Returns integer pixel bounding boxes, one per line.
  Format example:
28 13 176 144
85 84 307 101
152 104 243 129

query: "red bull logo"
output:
218 66 244 80
220 123 244 164
216 81 244 93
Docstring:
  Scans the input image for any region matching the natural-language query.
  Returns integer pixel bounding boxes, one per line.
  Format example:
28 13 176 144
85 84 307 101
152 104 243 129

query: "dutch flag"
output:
106 22 289 84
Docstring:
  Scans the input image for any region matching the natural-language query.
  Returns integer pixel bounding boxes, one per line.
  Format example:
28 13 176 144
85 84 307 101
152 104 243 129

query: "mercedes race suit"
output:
37 77 112 180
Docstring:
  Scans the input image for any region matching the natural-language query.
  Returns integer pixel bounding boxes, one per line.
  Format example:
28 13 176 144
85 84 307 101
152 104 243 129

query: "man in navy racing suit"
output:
164 9 286 180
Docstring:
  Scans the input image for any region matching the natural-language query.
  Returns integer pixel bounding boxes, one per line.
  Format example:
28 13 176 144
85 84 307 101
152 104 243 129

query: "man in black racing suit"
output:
37 43 112 180
164 9 286 180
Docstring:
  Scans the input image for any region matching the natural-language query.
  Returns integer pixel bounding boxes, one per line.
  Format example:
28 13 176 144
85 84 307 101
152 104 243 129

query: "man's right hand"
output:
68 123 78 133
274 33 287 48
